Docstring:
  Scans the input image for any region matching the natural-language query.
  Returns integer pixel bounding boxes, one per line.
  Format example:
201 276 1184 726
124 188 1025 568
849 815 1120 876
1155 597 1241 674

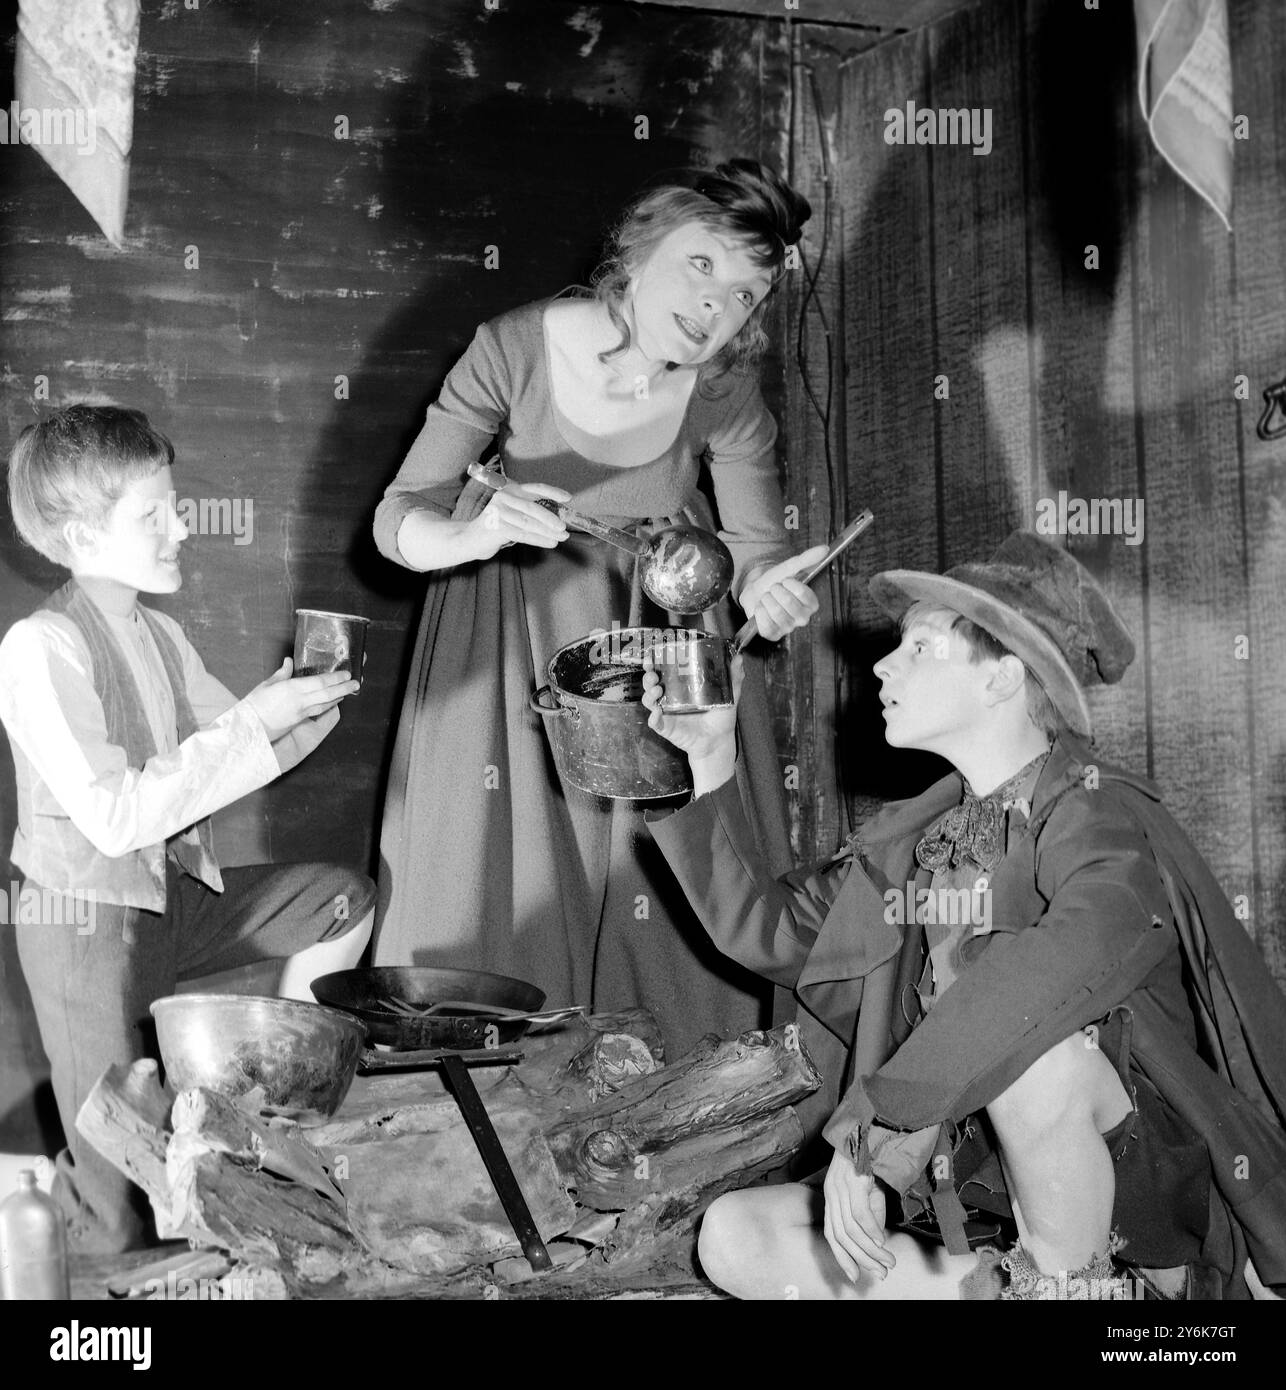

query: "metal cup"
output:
646 628 734 713
293 608 369 685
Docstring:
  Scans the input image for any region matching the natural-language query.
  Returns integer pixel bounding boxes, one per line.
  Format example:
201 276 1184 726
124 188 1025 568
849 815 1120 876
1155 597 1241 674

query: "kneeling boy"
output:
0 405 376 1252
643 532 1286 1299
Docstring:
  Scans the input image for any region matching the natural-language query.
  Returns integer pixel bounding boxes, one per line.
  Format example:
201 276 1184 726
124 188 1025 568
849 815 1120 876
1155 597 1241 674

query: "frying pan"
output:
311 966 548 1051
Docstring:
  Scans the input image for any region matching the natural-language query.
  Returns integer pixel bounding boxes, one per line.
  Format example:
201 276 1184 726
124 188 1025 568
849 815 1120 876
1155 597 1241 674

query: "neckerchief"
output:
914 750 1050 874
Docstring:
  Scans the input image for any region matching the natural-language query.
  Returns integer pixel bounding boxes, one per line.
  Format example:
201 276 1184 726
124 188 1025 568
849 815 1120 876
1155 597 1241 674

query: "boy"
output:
0 405 376 1253
642 532 1286 1299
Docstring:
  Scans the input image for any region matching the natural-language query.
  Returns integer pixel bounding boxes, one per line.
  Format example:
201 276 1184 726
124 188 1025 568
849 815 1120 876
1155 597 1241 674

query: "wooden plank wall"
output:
0 0 791 1146
787 0 1286 985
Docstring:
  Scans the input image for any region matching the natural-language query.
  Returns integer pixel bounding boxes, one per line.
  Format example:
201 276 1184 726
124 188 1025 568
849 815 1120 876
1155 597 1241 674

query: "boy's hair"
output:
7 405 175 566
902 600 1062 741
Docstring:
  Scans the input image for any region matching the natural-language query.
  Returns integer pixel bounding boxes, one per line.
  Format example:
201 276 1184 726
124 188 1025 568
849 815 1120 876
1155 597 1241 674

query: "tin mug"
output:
293 609 369 685
646 628 734 713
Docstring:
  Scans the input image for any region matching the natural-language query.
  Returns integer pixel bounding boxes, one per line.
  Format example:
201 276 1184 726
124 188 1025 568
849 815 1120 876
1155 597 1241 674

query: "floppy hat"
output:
868 532 1136 739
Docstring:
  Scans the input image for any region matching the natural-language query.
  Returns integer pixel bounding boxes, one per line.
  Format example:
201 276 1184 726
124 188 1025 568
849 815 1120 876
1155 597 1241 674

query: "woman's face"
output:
626 222 774 367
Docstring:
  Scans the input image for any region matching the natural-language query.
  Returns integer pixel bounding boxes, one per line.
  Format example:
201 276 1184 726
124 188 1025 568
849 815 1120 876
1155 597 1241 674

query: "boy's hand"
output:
245 659 357 741
739 545 827 641
822 1148 895 1283
641 651 743 797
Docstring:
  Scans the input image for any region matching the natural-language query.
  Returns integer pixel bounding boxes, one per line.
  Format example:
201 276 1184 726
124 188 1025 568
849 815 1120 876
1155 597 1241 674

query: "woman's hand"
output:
245 659 357 741
738 544 828 641
464 479 572 561
822 1147 895 1284
641 651 744 795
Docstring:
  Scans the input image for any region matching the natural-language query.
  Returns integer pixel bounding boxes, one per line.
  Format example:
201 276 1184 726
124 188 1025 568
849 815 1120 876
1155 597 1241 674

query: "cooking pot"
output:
531 626 696 800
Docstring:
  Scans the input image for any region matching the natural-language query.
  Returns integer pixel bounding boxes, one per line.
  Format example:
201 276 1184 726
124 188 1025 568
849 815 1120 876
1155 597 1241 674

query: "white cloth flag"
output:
1135 0 1234 230
13 0 141 247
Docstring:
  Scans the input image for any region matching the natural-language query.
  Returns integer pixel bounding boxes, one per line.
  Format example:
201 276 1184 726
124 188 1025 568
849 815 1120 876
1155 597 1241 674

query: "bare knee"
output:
698 1192 756 1293
988 1030 1129 1146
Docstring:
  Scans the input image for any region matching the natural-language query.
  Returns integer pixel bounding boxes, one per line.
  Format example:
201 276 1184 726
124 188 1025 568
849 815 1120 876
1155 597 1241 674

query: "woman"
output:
372 159 824 1058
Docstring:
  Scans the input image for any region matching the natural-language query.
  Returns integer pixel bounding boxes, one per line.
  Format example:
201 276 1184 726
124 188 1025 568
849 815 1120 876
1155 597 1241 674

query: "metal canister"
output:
0 1169 69 1300
292 608 370 684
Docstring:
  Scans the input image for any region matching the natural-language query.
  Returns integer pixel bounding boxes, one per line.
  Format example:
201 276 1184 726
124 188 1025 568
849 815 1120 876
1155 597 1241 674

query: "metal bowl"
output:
150 993 367 1123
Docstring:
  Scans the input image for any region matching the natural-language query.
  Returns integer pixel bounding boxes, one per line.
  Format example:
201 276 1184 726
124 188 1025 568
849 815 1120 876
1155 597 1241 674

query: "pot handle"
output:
530 685 575 720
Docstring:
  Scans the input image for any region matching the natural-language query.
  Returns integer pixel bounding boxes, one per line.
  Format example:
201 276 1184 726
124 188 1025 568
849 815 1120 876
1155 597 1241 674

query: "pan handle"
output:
359 1046 524 1071
530 685 576 721
440 1053 555 1273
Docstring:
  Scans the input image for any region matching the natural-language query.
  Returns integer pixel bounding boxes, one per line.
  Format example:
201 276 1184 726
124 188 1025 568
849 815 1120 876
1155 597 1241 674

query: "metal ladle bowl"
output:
632 524 734 613
467 461 734 612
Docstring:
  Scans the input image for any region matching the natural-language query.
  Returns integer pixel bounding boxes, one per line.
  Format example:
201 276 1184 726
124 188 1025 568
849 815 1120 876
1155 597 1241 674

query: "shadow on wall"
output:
831 0 1138 808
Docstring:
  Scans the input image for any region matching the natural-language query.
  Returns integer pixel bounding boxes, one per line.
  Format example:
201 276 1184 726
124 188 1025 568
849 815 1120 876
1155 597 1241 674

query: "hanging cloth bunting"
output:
1135 0 1234 230
13 0 141 247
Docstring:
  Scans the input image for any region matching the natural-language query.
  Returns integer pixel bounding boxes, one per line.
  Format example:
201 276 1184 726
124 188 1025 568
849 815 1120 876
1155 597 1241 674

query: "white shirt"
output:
0 603 315 864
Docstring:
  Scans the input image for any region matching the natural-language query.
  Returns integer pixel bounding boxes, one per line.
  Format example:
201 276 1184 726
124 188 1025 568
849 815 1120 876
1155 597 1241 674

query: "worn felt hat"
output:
868 532 1136 739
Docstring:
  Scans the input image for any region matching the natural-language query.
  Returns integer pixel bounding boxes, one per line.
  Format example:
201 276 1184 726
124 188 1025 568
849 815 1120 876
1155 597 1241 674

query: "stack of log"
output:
78 1012 820 1298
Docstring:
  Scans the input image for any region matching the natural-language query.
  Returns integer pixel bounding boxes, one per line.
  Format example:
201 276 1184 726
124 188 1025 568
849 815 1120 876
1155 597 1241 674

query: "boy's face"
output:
69 465 187 595
873 610 995 755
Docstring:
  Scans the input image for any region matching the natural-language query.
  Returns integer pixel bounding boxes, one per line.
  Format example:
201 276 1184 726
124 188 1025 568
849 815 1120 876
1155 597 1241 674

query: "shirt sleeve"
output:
372 318 511 567
0 615 282 858
701 373 792 601
648 762 847 987
823 785 1176 1152
165 613 333 775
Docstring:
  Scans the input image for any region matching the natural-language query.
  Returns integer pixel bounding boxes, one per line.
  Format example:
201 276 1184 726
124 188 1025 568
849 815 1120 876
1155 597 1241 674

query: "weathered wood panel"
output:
613 0 981 31
1224 0 1286 978
778 31 851 862
928 0 1032 568
1128 74 1254 903
834 27 946 806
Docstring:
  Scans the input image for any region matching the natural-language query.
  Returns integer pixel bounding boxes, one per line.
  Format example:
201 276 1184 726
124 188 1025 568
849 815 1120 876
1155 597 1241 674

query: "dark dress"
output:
371 298 796 1057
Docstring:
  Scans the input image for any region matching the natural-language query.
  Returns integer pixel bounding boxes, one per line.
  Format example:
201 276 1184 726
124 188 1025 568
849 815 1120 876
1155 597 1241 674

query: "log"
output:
167 1150 362 1281
602 1110 804 1263
170 1088 345 1203
76 1021 819 1294
334 1105 577 1275
76 1060 184 1237
544 1025 821 1194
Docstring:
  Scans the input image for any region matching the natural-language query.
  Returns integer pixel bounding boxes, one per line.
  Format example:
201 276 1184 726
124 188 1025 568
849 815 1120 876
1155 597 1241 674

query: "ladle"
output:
466 461 734 613
729 508 876 653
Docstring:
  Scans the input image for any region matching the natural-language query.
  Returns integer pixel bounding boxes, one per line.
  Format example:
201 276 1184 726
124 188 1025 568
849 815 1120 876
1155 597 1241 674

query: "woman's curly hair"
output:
590 158 811 391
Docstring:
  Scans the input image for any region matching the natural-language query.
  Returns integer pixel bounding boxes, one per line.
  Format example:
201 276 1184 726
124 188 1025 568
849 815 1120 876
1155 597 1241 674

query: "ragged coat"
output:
649 735 1286 1297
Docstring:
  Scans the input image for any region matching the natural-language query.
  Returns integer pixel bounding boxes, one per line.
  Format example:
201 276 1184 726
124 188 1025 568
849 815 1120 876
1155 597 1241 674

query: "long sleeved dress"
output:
371 298 796 1057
